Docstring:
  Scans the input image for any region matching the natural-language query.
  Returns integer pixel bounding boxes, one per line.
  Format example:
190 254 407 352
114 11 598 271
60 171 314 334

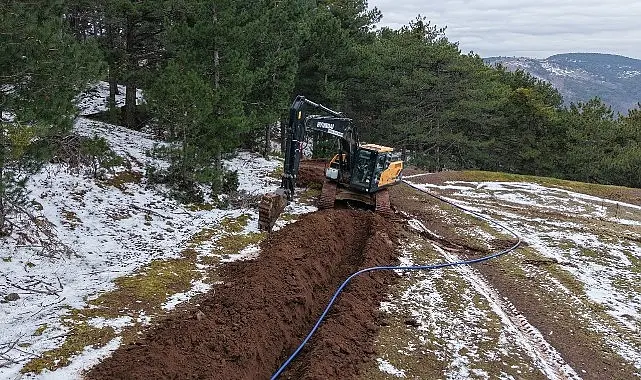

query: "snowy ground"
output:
0 106 314 379
413 180 641 336
75 81 144 116
371 177 641 378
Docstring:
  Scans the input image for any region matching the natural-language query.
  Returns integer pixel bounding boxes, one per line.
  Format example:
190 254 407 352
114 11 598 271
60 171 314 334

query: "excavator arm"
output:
258 96 356 231
280 96 355 200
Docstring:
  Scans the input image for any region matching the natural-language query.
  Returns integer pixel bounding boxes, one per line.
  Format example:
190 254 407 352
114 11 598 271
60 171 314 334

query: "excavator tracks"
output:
374 188 392 217
318 181 337 209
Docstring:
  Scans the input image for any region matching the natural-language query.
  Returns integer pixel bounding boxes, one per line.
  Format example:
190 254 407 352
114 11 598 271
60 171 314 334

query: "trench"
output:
86 209 399 380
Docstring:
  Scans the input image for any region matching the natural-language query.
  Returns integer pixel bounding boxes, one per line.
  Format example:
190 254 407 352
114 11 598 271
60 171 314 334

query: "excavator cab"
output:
348 145 403 193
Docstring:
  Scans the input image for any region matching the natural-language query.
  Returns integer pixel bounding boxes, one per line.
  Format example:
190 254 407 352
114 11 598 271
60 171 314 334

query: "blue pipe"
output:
271 180 521 379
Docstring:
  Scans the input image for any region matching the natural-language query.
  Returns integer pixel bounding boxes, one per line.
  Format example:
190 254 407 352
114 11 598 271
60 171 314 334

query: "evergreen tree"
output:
0 0 101 232
562 98 618 183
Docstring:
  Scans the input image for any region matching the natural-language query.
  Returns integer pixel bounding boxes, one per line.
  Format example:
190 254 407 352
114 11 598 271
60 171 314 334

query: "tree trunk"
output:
125 83 136 128
124 16 136 129
108 65 118 123
0 130 8 234
264 124 271 159
280 119 286 155
213 49 220 90
0 146 5 233
212 7 220 91
215 149 223 171
106 22 118 124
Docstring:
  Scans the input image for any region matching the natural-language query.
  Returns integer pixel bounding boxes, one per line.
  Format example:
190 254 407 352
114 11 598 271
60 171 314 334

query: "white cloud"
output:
368 0 641 58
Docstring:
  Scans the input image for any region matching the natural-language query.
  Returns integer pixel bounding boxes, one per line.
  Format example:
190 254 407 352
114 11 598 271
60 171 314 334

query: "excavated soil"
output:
86 209 399 380
85 161 639 379
296 159 327 188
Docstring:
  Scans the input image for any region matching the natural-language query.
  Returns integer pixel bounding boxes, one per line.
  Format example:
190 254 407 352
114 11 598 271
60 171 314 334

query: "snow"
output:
162 280 212 311
87 317 133 332
0 84 301 378
1 111 15 122
619 70 641 79
75 81 145 116
37 338 122 380
403 220 580 380
405 178 641 370
220 244 261 263
377 358 406 378
224 152 281 195
540 61 579 77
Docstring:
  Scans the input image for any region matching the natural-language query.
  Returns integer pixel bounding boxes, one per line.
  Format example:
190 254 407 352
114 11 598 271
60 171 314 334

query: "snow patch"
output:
162 280 212 311
377 358 406 377
75 81 145 116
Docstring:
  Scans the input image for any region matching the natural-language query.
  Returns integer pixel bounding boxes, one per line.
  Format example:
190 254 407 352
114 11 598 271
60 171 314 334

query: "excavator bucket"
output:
258 190 287 232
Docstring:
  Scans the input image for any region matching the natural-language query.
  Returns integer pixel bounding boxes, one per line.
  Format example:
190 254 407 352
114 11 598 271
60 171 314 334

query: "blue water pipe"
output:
271 180 522 379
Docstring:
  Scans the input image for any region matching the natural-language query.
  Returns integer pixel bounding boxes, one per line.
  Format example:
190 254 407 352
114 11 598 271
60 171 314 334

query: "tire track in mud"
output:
409 217 581 379
85 209 400 380
395 180 641 379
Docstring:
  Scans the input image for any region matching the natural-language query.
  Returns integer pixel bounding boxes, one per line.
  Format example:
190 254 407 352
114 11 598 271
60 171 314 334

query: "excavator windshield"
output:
350 149 375 191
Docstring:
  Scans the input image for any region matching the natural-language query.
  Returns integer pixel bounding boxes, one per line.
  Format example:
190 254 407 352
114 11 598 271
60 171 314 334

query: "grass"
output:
22 322 116 374
93 259 199 312
22 256 199 374
297 187 321 205
213 233 263 256
103 170 143 191
455 170 641 206
219 214 251 233
363 233 543 379
186 202 215 211
32 324 48 337
269 165 284 180
61 210 82 229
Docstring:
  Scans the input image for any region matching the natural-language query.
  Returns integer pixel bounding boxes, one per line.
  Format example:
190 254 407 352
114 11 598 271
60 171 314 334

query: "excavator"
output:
258 95 403 232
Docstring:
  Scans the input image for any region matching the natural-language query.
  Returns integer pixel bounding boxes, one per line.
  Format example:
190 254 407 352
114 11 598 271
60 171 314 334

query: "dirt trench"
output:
86 208 399 380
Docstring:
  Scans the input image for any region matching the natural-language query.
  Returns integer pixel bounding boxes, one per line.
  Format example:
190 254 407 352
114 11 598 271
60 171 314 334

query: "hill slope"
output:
485 53 641 114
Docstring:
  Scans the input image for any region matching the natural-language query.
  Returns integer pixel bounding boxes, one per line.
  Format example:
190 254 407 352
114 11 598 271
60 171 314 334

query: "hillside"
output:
1 85 640 377
485 53 641 114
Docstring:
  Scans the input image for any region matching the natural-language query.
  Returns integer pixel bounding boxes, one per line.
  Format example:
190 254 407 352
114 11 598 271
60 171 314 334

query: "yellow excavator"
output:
258 95 403 231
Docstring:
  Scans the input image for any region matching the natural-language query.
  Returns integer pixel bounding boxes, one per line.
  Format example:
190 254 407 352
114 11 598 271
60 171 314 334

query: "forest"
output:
2 0 641 221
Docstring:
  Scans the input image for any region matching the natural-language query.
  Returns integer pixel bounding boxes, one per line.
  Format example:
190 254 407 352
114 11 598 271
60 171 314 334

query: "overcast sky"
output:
368 0 641 59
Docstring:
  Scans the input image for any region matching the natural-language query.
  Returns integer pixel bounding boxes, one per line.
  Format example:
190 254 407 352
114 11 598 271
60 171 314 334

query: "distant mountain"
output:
484 53 641 115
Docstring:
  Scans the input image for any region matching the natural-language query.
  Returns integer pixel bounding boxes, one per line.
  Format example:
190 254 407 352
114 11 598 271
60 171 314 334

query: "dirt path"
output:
390 177 640 379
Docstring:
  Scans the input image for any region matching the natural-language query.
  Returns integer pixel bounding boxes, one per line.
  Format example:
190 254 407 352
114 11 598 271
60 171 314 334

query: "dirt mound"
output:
86 210 399 380
296 159 327 187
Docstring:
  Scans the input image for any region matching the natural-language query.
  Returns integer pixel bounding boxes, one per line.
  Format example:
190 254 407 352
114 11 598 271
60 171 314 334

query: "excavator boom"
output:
258 95 402 232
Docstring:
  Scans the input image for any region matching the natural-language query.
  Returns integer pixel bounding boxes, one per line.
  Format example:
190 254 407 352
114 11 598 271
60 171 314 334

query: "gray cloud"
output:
368 0 641 58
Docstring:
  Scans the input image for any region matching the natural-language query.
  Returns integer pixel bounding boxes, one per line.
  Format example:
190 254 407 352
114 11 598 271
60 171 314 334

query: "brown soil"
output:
85 210 399 380
296 159 327 188
84 163 639 380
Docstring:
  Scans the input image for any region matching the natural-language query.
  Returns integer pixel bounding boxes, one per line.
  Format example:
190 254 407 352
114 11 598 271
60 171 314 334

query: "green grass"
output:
103 170 143 191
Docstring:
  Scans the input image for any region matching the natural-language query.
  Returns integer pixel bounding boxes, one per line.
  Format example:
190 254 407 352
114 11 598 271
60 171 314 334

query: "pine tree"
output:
0 0 101 232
